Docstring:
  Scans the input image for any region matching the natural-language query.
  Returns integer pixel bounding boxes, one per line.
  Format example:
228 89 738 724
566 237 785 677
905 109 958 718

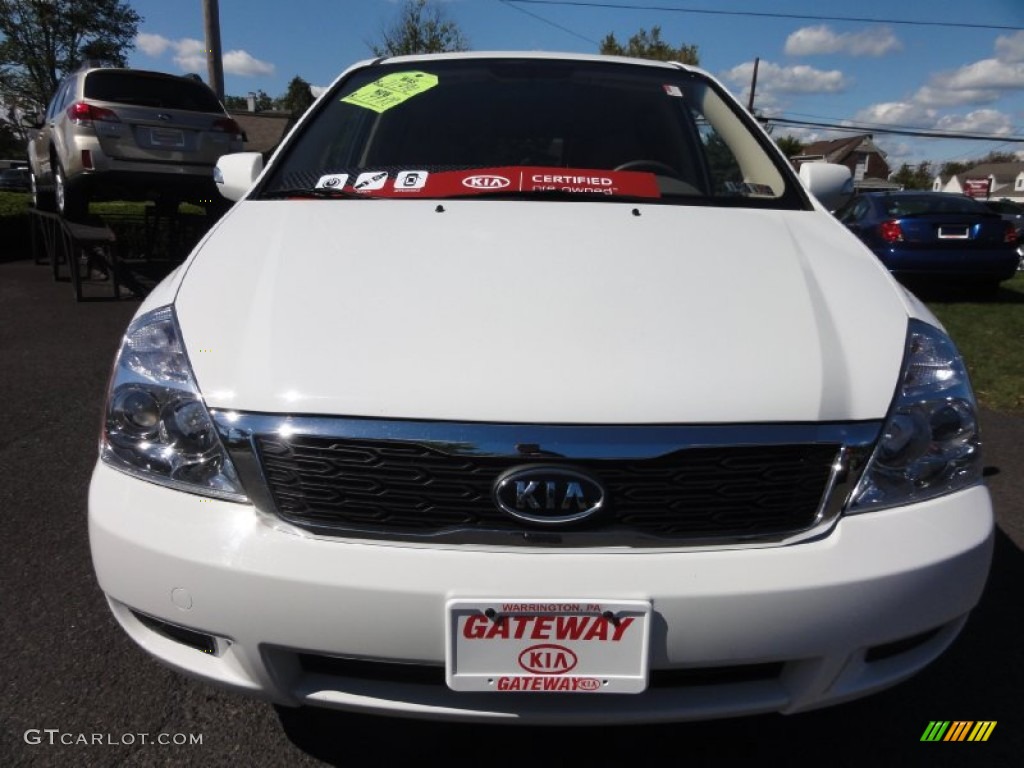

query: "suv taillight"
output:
67 101 121 123
1005 223 1018 244
212 117 243 139
879 220 903 243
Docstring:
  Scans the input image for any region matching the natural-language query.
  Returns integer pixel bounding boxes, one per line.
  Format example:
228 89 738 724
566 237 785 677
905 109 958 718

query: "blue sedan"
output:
835 191 1019 288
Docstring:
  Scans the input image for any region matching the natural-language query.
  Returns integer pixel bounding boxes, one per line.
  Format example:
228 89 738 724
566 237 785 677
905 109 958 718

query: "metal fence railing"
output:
30 206 217 301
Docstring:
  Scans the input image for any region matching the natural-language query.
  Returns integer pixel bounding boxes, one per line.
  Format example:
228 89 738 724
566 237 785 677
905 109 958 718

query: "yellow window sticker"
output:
341 71 439 113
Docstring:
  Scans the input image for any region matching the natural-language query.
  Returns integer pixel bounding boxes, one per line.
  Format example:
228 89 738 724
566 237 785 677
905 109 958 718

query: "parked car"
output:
981 199 1024 268
981 198 1024 231
89 52 993 725
835 190 1019 289
27 64 244 221
0 167 31 192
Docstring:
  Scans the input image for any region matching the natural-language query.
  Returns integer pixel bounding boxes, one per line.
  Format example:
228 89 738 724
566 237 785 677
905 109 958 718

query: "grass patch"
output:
0 190 31 215
91 201 207 216
925 273 1024 414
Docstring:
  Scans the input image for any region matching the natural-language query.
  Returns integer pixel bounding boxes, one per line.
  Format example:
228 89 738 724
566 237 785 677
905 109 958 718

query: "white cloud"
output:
135 32 274 78
222 50 275 77
135 33 171 57
912 85 1000 108
941 58 1024 91
722 60 848 95
171 38 208 73
996 30 1024 63
853 99 1015 145
853 101 937 127
785 25 901 57
934 109 1014 135
908 55 1024 111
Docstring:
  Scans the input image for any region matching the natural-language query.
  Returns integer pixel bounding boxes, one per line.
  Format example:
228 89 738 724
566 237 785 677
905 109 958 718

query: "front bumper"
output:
88 460 994 724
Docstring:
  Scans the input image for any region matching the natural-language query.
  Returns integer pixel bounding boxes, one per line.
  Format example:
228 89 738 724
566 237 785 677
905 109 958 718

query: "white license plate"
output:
938 226 969 239
446 599 651 694
149 127 185 148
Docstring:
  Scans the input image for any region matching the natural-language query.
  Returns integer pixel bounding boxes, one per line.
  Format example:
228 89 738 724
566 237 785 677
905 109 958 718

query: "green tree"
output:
0 116 24 159
224 90 274 112
775 135 805 158
976 150 1018 165
277 75 315 117
370 0 469 57
0 0 141 135
939 160 969 179
600 26 699 65
890 161 933 190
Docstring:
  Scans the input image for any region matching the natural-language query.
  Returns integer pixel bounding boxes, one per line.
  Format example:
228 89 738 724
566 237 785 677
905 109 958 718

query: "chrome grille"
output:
215 414 880 548
259 435 837 537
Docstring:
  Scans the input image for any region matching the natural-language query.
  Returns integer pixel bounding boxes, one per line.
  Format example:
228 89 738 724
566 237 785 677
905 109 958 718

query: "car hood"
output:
174 199 909 423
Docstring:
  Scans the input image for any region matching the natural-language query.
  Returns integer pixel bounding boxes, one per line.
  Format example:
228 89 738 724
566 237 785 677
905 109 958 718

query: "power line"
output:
497 0 602 45
766 116 1024 142
505 1 1024 32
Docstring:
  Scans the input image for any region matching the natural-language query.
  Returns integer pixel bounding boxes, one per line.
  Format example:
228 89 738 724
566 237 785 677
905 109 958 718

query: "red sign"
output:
312 166 662 200
963 178 991 199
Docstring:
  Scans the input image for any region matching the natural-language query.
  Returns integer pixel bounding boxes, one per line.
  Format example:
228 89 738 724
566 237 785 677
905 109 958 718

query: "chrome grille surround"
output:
213 412 881 550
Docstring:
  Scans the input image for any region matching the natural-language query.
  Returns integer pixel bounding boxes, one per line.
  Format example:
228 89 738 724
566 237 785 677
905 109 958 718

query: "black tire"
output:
54 160 88 222
30 170 55 212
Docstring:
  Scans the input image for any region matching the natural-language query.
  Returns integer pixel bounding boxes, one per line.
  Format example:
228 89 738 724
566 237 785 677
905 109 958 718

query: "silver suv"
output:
27 65 244 221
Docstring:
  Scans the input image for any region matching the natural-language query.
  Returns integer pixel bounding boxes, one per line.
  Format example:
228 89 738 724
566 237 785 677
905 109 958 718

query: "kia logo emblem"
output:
518 644 577 675
462 174 510 189
493 466 606 525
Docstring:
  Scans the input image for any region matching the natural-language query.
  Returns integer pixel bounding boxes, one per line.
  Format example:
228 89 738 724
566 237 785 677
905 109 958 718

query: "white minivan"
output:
88 52 993 724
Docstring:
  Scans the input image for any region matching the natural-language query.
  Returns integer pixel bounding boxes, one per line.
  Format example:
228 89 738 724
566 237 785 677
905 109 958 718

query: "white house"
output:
933 161 1024 203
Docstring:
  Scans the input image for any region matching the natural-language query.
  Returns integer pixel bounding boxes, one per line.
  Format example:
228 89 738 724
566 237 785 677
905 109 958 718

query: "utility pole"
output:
747 57 760 114
203 0 225 101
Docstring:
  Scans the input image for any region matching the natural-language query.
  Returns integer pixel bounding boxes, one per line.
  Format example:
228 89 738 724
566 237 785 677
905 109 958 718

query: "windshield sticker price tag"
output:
341 71 439 113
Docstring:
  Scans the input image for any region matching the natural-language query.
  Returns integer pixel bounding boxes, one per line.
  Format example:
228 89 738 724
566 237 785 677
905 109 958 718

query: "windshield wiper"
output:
261 187 367 200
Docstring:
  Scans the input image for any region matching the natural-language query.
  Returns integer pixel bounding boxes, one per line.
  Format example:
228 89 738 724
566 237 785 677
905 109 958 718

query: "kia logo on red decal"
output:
462 174 510 189
518 644 578 674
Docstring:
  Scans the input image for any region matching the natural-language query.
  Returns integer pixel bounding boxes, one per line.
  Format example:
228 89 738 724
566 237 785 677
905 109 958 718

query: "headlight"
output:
100 306 247 501
848 319 982 513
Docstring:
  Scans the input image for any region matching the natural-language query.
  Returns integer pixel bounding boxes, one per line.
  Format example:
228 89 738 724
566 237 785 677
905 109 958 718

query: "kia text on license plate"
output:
446 599 651 693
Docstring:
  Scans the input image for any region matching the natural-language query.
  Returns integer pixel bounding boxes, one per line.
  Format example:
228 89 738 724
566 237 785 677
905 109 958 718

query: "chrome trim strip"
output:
213 412 882 550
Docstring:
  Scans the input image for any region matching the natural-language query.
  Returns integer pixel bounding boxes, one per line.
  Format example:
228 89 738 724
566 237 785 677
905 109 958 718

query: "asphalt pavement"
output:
1 256 1021 768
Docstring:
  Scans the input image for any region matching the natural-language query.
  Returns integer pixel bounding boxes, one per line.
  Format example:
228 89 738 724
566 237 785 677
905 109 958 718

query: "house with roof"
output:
932 161 1024 203
792 134 898 190
229 109 296 159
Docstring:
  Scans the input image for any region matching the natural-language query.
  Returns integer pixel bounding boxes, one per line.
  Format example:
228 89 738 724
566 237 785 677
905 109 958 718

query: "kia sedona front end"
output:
88 51 993 725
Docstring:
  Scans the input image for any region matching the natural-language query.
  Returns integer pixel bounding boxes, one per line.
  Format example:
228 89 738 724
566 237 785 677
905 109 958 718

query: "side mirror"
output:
799 162 854 211
214 152 264 201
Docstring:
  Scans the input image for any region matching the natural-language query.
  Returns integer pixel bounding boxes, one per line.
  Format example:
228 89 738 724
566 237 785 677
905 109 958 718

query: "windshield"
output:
84 70 225 113
258 57 804 208
881 195 992 217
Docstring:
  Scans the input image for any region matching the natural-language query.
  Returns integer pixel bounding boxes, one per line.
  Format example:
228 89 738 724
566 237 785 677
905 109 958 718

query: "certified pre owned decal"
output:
341 71 439 113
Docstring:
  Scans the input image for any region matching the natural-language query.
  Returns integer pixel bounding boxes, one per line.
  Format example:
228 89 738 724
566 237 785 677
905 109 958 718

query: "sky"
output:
123 0 1024 172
